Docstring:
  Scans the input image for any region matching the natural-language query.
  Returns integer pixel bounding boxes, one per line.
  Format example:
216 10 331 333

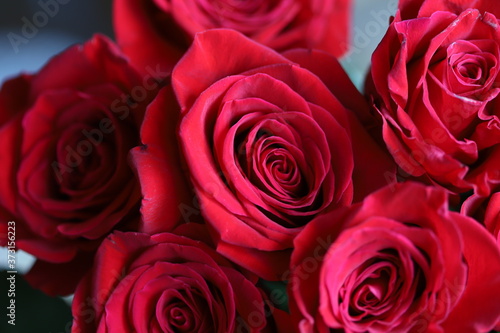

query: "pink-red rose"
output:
289 182 500 332
72 226 279 332
0 35 161 295
366 6 500 197
172 29 395 280
113 0 352 75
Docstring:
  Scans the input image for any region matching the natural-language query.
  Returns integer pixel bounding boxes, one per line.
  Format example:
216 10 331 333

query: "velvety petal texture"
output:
462 181 500 246
171 29 395 280
130 85 195 234
0 35 162 295
366 6 500 198
113 0 352 75
399 0 500 20
289 182 500 332
72 225 277 333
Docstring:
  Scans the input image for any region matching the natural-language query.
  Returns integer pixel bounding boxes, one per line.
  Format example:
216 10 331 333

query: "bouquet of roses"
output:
1 0 499 332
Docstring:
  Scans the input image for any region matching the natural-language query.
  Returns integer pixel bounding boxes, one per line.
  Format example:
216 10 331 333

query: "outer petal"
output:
113 0 186 76
0 112 23 213
131 85 194 233
440 212 500 332
31 34 143 104
0 74 33 125
172 29 291 112
309 0 351 57
484 192 500 242
288 207 351 332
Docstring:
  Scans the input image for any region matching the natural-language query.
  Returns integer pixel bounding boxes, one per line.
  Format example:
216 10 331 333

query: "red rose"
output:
72 226 278 332
113 0 351 75
365 7 500 197
289 182 500 332
0 35 162 295
172 29 395 280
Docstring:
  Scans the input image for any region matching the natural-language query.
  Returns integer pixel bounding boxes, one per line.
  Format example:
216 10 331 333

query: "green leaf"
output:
258 279 289 313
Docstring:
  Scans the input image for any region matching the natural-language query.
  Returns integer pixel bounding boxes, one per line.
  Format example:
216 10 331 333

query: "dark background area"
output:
1 271 73 333
1 1 114 80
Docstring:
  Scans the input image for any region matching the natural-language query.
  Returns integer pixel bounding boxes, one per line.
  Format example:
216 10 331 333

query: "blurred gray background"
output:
0 1 114 80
